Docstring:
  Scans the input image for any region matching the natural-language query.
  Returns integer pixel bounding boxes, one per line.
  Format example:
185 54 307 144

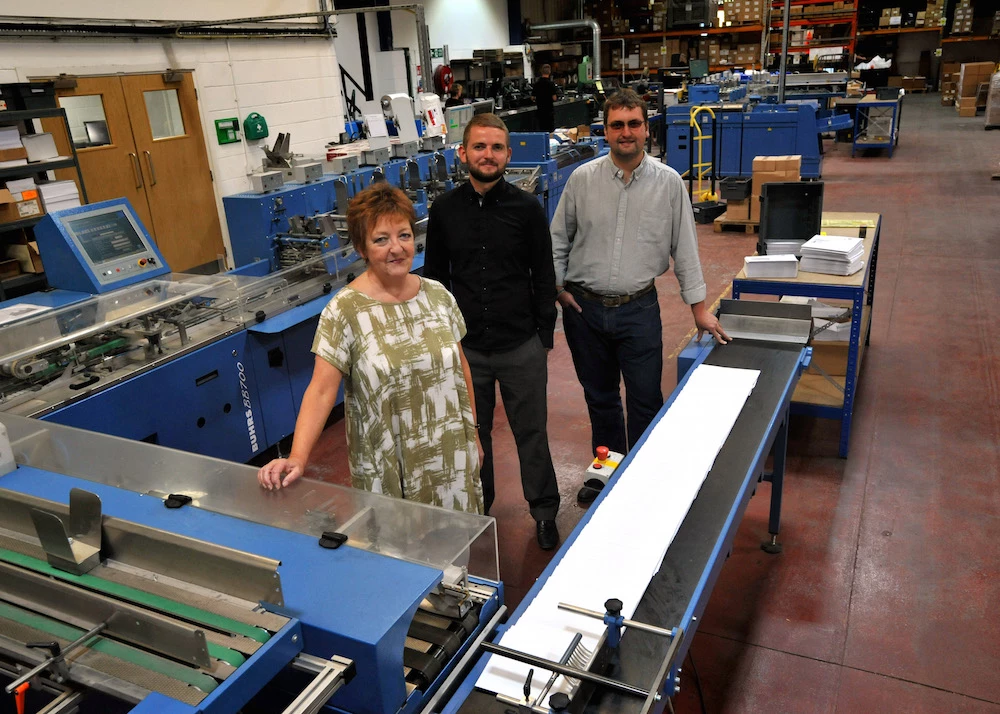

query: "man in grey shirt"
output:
551 88 729 503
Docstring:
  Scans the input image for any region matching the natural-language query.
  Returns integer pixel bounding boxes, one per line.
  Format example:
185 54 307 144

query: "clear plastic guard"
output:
0 274 241 367
0 414 499 582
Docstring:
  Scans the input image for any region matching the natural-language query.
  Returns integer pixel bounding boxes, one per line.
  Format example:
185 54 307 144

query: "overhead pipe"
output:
528 18 601 79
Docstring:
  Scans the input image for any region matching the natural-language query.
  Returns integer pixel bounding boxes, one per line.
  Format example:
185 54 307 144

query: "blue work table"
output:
732 211 881 457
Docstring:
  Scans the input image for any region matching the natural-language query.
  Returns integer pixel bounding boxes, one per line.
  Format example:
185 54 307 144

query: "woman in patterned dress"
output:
257 183 484 514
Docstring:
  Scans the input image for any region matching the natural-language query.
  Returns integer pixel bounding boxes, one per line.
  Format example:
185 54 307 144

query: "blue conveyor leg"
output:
761 410 788 554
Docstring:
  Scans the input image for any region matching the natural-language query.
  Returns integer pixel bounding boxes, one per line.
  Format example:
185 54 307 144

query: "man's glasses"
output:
607 119 645 131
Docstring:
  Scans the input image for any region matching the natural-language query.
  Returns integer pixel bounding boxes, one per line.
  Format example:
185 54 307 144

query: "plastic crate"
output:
757 182 823 255
719 176 751 200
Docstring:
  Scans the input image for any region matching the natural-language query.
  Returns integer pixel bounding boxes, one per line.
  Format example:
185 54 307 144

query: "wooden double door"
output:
44 72 225 272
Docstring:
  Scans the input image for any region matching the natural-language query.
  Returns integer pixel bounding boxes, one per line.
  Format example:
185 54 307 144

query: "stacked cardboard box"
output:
924 0 945 27
879 7 902 27
902 76 926 91
952 0 973 34
957 61 996 116
721 0 765 25
985 72 1000 128
940 62 960 105
727 155 802 222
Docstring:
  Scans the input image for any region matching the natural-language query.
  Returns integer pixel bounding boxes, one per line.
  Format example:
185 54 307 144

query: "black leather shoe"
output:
576 478 606 505
536 520 559 551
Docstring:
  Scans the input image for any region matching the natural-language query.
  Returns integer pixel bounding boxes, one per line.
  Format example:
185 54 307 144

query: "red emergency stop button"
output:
596 446 609 461
138 258 147 266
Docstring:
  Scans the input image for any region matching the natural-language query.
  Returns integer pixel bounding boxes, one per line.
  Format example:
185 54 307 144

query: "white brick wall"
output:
0 34 345 265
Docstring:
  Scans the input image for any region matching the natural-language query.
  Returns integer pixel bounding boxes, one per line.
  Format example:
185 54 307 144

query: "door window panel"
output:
143 89 185 139
58 95 111 148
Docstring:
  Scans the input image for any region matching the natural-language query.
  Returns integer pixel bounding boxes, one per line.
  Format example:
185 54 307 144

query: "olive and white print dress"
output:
312 277 484 514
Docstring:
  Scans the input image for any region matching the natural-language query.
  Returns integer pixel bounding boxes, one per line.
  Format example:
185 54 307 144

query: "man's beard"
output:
469 162 505 183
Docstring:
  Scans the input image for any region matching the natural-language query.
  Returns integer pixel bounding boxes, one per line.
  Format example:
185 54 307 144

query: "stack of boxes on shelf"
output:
703 37 763 67
637 40 689 69
952 0 973 34
940 62 960 105
956 62 997 117
879 7 902 28
726 155 802 223
922 0 945 27
720 0 765 26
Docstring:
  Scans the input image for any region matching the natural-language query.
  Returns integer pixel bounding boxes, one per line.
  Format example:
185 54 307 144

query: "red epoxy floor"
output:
306 95 1000 712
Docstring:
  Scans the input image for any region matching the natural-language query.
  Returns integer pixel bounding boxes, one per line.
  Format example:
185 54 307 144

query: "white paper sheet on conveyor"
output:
476 363 760 703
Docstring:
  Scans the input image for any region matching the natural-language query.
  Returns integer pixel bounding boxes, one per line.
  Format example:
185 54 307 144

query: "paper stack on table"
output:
763 239 806 256
744 254 799 278
38 180 81 213
799 235 864 276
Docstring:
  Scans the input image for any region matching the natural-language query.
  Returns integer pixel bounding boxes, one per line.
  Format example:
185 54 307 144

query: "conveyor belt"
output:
458 341 804 713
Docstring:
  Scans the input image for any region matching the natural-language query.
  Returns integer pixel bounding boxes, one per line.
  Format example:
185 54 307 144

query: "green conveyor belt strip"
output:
0 547 264 664
0 601 219 694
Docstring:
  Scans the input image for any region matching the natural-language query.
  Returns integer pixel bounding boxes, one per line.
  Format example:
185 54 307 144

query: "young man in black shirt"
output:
424 113 561 550
532 64 558 132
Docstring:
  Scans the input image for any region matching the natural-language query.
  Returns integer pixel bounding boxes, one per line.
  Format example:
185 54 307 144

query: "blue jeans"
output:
562 287 664 455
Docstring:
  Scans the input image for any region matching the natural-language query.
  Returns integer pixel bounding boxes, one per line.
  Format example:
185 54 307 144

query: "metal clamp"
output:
284 653 356 714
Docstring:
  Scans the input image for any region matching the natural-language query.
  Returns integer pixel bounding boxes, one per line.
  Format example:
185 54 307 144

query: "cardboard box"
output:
725 197 751 220
0 189 44 224
4 235 43 274
0 146 28 162
957 105 977 117
959 62 997 97
0 258 20 280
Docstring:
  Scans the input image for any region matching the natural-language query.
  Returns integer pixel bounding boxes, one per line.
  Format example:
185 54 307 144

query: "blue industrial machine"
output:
0 413 502 714
507 132 608 221
665 102 831 179
0 298 811 713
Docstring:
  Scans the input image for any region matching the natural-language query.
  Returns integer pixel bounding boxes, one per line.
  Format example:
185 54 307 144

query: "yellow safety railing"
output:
689 106 717 202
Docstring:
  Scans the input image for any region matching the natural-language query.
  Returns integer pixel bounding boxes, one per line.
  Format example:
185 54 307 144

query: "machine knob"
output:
596 446 609 461
549 692 571 711
605 598 623 616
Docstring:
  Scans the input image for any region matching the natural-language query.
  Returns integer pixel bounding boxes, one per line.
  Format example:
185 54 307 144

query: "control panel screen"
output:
65 210 148 266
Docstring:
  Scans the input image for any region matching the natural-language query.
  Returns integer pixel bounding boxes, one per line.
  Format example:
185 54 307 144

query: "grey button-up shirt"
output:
551 153 707 305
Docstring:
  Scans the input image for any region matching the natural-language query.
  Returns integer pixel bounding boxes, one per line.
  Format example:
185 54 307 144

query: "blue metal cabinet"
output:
742 107 799 174
43 331 267 463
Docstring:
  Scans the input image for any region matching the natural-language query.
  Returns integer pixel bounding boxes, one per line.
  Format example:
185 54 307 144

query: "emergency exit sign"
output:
431 47 444 59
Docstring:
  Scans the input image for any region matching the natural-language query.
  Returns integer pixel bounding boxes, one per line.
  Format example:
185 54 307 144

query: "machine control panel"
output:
33 198 171 294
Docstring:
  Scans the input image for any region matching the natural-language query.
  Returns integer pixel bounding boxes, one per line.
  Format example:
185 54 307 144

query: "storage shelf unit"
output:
0 104 88 301
857 26 941 36
766 0 857 68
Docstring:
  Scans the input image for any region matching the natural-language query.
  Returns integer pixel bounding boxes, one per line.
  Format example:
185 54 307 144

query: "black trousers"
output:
465 335 560 521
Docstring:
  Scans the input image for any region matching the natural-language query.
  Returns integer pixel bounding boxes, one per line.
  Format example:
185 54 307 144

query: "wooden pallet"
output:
714 211 759 233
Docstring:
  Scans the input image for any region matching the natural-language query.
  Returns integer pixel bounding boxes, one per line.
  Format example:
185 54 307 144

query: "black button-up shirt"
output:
424 179 557 352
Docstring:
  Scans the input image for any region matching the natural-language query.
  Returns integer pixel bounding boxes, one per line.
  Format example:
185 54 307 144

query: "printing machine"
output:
0 299 812 714
0 413 501 714
0 197 368 464
663 101 852 180
507 133 609 222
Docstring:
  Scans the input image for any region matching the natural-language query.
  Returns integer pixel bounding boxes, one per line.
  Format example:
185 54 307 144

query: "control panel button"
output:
138 258 147 266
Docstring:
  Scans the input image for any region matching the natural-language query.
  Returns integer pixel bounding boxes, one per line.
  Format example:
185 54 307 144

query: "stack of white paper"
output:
476 364 760 704
0 126 22 150
744 254 799 278
38 180 81 212
799 235 865 276
4 177 36 200
763 239 806 256
0 126 27 169
22 133 59 162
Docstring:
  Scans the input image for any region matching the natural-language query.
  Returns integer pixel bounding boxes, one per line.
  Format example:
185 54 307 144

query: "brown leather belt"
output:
566 282 655 308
